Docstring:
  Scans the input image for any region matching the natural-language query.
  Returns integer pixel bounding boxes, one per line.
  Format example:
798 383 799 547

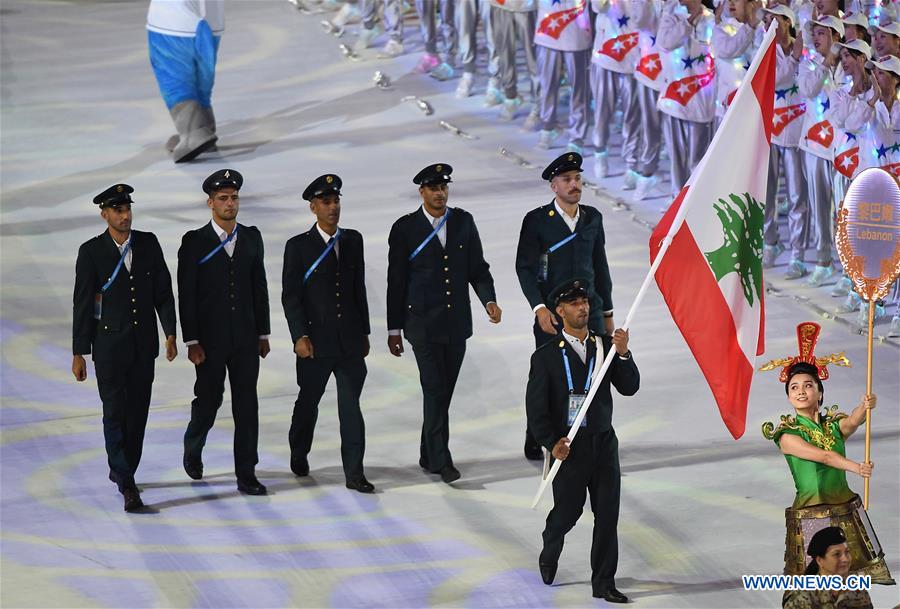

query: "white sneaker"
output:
332 3 360 27
835 292 861 314
593 151 608 179
784 259 808 280
499 97 522 121
455 73 474 99
856 302 885 327
830 276 852 298
633 174 658 202
522 108 541 132
430 62 454 81
380 39 404 58
888 315 900 337
484 84 504 107
807 264 835 287
537 129 558 150
762 243 785 269
567 142 584 155
353 25 381 53
622 169 638 190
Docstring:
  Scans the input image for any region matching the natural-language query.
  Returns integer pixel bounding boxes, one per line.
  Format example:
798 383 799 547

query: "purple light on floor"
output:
466 568 560 608
330 568 460 608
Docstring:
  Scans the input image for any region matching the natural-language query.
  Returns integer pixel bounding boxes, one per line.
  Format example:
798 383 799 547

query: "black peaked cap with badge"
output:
93 184 134 208
302 174 342 201
413 163 453 186
202 169 243 195
542 152 584 181
549 278 590 307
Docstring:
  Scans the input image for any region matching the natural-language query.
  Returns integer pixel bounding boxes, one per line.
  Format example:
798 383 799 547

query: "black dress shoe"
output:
439 465 460 484
237 475 267 495
418 457 430 471
290 456 309 477
123 487 144 512
593 587 628 603
345 477 375 493
538 561 557 585
183 458 203 480
524 437 543 461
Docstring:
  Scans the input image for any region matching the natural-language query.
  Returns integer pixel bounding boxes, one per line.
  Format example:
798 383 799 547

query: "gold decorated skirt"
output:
784 494 895 585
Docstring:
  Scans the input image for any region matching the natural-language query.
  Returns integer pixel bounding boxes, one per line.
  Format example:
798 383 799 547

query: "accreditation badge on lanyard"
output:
95 239 131 320
540 231 577 282
563 346 594 428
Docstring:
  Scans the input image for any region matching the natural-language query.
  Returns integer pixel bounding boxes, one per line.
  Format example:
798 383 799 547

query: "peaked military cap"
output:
302 174 342 201
542 152 584 181
549 278 589 307
413 163 453 186
202 169 243 195
93 184 134 208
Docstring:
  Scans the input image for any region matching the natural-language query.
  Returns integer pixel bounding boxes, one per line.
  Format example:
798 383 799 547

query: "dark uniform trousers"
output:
386 207 497 473
516 202 615 443
526 332 638 593
178 222 270 478
282 226 372 481
72 230 177 492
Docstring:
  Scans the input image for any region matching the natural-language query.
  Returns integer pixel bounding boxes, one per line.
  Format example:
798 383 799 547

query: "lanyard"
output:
303 228 342 284
199 225 238 265
101 238 131 293
409 208 451 261
562 346 594 394
548 231 577 253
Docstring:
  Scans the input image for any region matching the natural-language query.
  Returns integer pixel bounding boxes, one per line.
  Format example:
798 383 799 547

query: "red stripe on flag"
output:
651 187 753 440
750 38 777 145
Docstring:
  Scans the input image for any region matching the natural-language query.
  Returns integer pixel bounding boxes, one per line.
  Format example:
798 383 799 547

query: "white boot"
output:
170 100 217 163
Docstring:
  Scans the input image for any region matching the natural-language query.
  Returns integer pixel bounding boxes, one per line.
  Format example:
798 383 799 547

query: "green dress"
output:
763 406 894 585
767 409 855 509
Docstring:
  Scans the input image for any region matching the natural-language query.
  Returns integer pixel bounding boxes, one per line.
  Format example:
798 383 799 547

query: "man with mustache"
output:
72 184 177 512
177 169 271 496
514 152 615 461
386 163 502 484
525 279 638 603
282 174 374 493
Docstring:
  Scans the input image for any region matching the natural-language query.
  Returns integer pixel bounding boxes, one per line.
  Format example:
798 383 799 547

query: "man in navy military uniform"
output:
526 279 638 604
282 174 374 494
177 169 271 496
386 163 502 484
72 184 177 512
515 151 615 461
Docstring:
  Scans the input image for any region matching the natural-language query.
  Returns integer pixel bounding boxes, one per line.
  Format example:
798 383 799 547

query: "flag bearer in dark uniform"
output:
177 169 271 496
72 184 177 512
526 279 638 604
386 163 502 484
515 151 616 461
282 174 374 494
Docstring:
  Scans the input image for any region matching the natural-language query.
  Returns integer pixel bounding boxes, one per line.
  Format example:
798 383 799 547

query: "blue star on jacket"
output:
617 14 630 28
650 34 657 46
682 55 696 69
876 143 889 159
775 88 789 100
845 132 857 142
820 98 830 113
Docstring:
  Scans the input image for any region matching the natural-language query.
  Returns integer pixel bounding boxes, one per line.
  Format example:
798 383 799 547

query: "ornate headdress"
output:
758 321 851 382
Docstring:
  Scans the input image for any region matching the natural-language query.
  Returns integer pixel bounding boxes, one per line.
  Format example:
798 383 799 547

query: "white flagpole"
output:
530 22 778 509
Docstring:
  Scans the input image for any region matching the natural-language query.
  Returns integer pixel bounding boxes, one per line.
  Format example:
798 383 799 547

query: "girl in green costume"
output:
762 322 894 585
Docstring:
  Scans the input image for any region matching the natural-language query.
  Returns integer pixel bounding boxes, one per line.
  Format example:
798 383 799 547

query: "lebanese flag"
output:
649 24 777 439
537 5 585 40
598 32 639 62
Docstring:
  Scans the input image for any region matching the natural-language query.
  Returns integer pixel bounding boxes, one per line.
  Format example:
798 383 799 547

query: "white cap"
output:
763 5 797 29
873 21 900 38
866 54 900 78
835 38 873 60
811 15 846 38
842 12 870 31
